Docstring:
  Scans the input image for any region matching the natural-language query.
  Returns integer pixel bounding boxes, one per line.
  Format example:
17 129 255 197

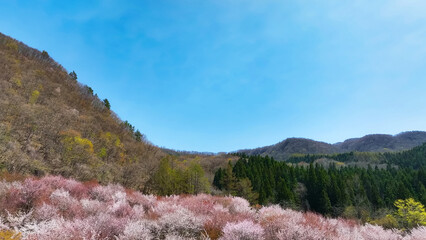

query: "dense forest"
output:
214 144 426 225
287 142 426 169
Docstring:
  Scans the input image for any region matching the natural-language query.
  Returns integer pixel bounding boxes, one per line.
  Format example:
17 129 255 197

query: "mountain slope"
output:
239 131 426 161
239 138 339 161
336 131 426 152
0 33 164 188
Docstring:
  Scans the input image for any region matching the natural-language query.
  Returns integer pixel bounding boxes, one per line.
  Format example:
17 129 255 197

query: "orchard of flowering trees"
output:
0 175 425 240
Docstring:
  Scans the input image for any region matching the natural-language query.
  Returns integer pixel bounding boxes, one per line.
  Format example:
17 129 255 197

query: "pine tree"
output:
69 71 77 80
318 189 332 215
134 130 143 142
213 168 224 190
236 178 258 204
276 177 294 204
222 161 238 195
103 98 111 110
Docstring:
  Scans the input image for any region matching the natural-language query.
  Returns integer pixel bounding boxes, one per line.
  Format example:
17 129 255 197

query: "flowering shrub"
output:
407 226 426 240
158 208 204 238
227 197 252 215
118 219 158 240
220 220 264 240
0 175 424 240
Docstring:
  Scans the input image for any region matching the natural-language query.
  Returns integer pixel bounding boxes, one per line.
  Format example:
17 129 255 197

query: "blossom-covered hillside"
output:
0 176 424 240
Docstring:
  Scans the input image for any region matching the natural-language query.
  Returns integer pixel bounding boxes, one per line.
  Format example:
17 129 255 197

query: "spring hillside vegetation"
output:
0 32 168 189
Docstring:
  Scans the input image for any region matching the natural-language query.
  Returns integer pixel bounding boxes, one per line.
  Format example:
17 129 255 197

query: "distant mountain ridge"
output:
336 131 426 152
238 131 426 161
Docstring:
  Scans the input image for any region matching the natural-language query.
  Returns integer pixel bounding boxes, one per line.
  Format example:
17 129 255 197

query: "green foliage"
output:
135 130 144 142
28 90 40 104
61 130 96 167
214 154 426 218
318 188 332 215
123 121 144 142
213 167 225 190
97 132 125 163
342 206 358 219
185 159 210 194
392 198 426 230
150 157 176 195
222 161 238 195
69 71 77 81
236 178 259 205
85 86 94 95
385 143 426 169
98 147 107 158
149 157 210 195
103 98 110 110
41 50 49 58
287 143 426 170
369 214 398 229
123 121 135 132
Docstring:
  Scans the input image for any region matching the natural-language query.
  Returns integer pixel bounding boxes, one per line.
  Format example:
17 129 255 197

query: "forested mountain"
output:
337 131 426 152
238 138 339 161
288 141 426 169
215 143 426 220
239 131 426 161
0 33 165 189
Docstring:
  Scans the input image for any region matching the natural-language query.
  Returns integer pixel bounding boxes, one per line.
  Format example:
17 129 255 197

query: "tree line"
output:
287 142 426 169
213 147 426 221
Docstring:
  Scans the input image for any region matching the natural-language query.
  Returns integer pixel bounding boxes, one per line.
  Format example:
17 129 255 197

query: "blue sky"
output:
1 0 426 152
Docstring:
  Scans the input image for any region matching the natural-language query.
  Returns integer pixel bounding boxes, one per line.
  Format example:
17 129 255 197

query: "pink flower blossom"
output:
220 220 265 240
0 175 424 240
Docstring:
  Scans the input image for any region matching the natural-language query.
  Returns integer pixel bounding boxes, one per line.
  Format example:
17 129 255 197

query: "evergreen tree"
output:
134 130 143 142
235 178 258 204
222 161 238 195
69 71 77 80
276 177 294 204
213 168 224 190
216 151 426 219
318 189 332 215
103 98 111 110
